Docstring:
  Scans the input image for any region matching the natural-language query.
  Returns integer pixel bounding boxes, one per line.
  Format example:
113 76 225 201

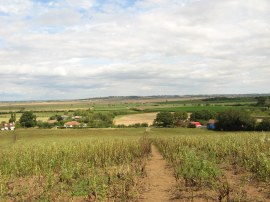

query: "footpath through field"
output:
141 144 175 202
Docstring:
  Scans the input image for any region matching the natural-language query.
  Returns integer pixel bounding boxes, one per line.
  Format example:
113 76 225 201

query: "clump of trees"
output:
19 111 37 128
215 109 256 131
255 96 270 107
153 111 188 127
153 109 270 131
9 113 16 123
49 114 63 122
82 112 114 128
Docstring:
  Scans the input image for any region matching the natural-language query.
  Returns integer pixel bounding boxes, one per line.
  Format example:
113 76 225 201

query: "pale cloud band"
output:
0 0 269 100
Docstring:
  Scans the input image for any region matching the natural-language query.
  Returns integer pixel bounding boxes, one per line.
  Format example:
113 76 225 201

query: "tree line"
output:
153 109 270 131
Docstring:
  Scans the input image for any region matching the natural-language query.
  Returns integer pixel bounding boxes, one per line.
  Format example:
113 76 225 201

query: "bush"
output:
19 111 37 128
37 121 54 129
215 109 256 131
153 112 174 127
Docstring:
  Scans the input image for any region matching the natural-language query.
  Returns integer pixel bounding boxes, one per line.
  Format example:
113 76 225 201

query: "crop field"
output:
0 128 269 201
152 129 270 201
0 129 151 201
114 113 157 126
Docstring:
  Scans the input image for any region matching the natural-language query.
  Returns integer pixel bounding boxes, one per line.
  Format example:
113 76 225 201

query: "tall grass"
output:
153 133 270 184
0 137 151 201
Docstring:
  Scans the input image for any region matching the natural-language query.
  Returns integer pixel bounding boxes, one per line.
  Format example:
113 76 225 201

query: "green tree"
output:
153 111 174 127
173 112 188 126
9 112 16 123
215 109 255 131
19 111 37 128
256 96 269 106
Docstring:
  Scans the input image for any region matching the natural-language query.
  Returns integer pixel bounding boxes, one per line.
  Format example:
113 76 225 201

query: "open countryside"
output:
0 95 270 201
1 0 270 201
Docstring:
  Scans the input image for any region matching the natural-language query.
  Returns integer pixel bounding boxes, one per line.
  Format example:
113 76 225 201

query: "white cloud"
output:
0 0 269 100
0 0 32 15
66 0 95 9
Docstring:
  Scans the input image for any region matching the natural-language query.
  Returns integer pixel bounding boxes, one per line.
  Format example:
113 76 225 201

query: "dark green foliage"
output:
190 110 217 121
19 111 37 128
188 123 197 128
154 111 189 127
37 121 54 129
255 96 269 106
256 118 270 131
173 112 188 125
215 109 256 131
83 112 114 128
9 112 16 123
153 111 174 127
49 114 63 121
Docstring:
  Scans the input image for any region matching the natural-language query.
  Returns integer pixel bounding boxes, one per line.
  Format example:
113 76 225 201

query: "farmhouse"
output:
1 122 15 131
190 122 202 128
64 121 81 128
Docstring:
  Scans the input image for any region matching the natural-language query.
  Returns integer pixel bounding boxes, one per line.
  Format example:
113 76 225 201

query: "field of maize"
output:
153 131 270 201
0 128 269 201
0 129 151 201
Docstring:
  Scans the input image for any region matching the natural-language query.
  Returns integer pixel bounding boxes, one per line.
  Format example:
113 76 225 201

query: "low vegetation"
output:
153 132 270 201
0 132 151 201
1 96 270 200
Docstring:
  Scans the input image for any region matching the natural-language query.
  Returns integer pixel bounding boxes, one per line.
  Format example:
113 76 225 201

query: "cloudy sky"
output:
0 0 269 101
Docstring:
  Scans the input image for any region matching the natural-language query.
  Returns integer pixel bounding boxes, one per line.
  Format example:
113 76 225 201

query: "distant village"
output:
1 122 15 131
1 114 80 131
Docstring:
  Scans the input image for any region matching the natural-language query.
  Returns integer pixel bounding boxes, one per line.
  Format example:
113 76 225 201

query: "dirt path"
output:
141 144 176 202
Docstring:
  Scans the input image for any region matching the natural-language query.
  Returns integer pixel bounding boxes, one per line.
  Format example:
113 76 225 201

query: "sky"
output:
0 0 269 101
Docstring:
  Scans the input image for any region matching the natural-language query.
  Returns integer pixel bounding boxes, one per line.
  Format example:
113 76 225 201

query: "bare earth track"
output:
141 145 176 202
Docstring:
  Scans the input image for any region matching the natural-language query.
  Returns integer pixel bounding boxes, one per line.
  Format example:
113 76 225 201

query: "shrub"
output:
19 111 37 128
153 112 174 127
215 109 256 131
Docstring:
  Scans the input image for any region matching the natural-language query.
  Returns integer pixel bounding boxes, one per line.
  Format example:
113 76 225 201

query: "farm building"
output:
190 122 202 128
64 121 81 128
1 122 15 131
207 119 217 130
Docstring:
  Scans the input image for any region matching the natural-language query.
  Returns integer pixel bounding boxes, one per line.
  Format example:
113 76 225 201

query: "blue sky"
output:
0 0 269 101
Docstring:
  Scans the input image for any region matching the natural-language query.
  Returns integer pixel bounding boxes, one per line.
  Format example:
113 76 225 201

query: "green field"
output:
1 96 269 124
0 128 269 201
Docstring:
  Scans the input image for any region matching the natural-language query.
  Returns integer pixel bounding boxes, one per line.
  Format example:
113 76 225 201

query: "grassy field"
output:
0 128 269 201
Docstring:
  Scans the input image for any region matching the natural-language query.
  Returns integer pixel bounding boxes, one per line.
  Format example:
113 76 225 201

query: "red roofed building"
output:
64 121 81 128
1 122 15 131
190 122 202 128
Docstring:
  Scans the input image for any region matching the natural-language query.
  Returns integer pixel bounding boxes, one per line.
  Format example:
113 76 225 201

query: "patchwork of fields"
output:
0 128 269 201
